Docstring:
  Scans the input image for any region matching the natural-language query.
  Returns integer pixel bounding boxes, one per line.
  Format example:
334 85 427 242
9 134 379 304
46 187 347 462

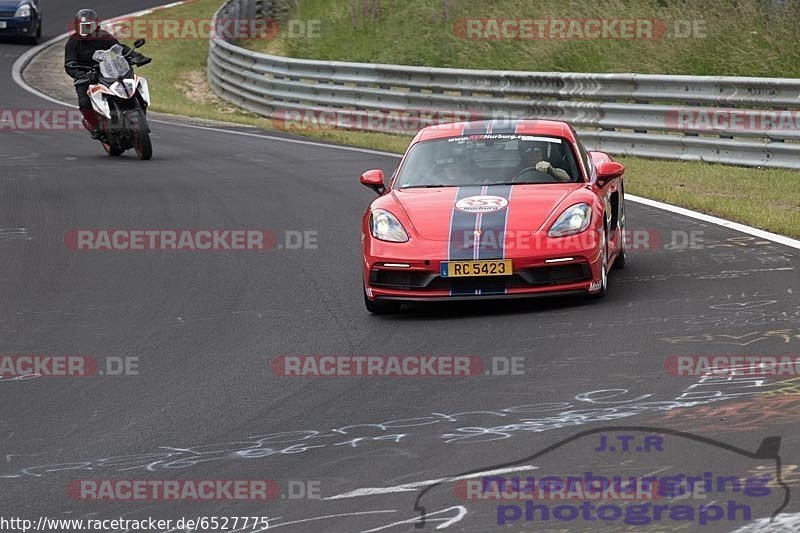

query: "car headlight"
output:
548 203 592 237
370 209 409 243
15 4 32 17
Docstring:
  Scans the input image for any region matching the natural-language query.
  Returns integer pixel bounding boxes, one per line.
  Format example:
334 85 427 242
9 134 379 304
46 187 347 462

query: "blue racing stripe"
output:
475 184 513 295
448 186 483 296
461 121 492 137
449 186 483 262
444 122 518 297
446 185 514 296
486 119 519 135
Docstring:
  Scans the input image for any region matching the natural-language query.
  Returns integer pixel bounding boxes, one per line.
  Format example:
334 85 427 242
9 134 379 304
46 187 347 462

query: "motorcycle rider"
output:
64 9 149 139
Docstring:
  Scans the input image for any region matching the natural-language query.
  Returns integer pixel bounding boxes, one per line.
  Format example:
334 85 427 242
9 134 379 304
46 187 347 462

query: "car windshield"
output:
394 134 582 188
93 44 131 79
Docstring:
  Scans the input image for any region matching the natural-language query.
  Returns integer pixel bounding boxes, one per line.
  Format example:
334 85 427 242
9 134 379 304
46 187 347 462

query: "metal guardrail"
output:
208 0 800 169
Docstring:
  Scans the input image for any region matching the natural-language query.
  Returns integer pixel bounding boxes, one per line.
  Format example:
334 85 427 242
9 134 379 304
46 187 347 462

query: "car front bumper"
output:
363 230 605 302
0 17 37 37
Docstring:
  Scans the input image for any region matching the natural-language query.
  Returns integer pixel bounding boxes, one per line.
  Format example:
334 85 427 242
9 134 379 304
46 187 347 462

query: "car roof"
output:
411 119 575 144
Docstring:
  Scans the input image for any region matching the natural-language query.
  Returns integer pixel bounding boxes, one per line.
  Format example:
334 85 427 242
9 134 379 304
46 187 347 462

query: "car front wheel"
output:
613 191 627 269
27 22 41 44
591 229 608 299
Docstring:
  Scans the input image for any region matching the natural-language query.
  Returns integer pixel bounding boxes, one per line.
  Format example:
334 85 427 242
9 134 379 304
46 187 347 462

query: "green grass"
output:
112 0 275 125
251 0 800 77
617 158 800 238
134 0 799 238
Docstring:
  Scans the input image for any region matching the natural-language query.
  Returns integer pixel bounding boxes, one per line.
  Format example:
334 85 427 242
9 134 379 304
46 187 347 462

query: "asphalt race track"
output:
1 2 799 532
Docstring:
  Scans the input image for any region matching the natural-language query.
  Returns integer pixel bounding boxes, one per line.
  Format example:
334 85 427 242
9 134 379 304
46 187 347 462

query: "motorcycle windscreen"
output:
93 45 132 79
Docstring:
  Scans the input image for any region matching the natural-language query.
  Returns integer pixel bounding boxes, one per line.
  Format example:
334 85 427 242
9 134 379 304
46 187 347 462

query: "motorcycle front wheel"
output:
102 142 124 157
132 110 152 161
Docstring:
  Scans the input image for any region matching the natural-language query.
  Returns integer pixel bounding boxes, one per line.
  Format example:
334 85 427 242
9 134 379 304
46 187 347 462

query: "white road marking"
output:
627 194 800 250
730 512 800 532
152 119 404 157
324 464 538 500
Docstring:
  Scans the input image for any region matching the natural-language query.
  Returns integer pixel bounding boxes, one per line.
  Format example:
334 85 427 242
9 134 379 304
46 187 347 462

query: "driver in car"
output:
517 144 571 182
428 145 472 185
441 156 471 183
64 9 145 139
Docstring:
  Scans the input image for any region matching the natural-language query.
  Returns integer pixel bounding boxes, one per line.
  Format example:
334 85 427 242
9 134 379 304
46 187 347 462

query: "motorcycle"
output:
73 39 153 160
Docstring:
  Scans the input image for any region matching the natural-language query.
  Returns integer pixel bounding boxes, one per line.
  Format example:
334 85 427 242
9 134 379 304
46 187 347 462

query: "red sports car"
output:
360 119 626 313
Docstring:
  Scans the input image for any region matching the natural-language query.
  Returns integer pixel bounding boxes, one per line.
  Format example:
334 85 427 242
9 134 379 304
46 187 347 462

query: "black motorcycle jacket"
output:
64 30 132 80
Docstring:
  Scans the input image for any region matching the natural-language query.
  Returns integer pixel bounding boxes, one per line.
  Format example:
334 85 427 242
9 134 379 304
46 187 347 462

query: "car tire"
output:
592 229 608 299
364 288 401 314
27 23 41 45
613 192 626 269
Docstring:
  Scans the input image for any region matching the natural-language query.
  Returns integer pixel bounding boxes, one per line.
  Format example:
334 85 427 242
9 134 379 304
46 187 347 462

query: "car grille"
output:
370 263 591 291
370 270 437 289
516 263 592 286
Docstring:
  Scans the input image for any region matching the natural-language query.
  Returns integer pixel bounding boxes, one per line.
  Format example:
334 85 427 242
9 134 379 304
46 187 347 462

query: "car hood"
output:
389 183 584 241
0 1 23 10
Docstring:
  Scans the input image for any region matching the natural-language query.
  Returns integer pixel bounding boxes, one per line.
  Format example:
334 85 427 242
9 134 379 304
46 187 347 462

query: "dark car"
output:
0 0 41 44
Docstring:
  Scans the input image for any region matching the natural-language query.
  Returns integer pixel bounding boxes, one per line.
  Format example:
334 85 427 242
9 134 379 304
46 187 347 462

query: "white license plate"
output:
0 22 8 29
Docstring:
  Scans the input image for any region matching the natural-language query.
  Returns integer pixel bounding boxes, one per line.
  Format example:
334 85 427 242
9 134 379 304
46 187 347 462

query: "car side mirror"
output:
360 169 385 195
596 161 624 186
133 38 146 48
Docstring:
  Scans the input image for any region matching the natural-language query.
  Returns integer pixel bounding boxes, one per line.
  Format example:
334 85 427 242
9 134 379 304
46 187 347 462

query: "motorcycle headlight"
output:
370 209 409 243
15 4 32 17
548 203 592 237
